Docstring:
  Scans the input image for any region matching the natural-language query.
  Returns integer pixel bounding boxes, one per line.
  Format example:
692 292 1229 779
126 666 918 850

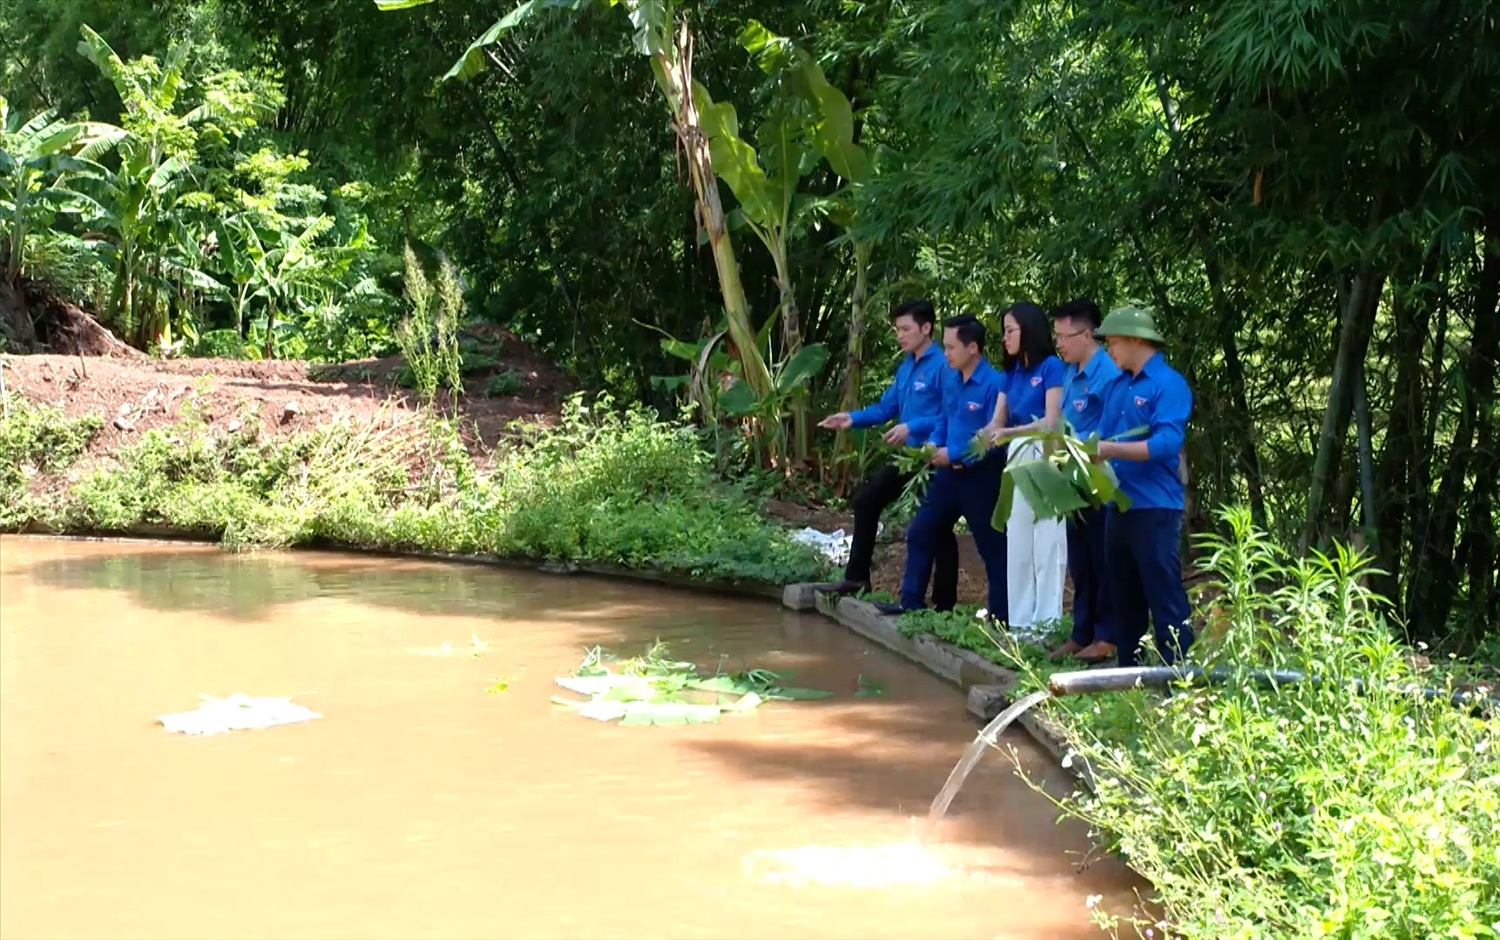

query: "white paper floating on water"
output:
743 842 953 887
157 694 323 736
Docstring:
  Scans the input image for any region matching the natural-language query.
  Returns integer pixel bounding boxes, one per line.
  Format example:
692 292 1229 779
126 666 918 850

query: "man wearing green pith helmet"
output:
1075 304 1196 667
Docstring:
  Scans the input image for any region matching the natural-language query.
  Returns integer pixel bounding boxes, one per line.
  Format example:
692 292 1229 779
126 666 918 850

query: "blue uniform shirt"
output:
1002 355 1065 427
932 356 1006 467
1061 346 1123 437
1100 351 1193 510
849 342 946 448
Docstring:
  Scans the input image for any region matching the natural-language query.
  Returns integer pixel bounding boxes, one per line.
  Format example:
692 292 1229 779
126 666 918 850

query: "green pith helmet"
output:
1097 304 1166 344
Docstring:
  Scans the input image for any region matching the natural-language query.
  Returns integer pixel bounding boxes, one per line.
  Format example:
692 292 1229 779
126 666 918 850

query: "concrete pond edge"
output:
781 582 1093 792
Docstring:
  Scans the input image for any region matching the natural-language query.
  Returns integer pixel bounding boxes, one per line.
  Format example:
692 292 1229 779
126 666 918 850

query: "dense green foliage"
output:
0 394 103 515
0 388 828 585
2 0 1493 649
899 512 1500 939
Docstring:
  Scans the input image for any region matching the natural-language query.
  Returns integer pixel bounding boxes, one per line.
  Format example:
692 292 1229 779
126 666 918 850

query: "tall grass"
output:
393 244 463 408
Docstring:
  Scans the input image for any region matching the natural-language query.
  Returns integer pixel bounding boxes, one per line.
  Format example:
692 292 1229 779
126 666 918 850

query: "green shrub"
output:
485 369 522 397
192 329 250 359
0 392 102 525
1006 508 1500 940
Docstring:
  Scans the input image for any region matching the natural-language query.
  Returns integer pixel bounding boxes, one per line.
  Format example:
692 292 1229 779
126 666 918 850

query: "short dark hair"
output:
890 298 936 330
942 313 985 351
1050 297 1102 330
1002 301 1054 371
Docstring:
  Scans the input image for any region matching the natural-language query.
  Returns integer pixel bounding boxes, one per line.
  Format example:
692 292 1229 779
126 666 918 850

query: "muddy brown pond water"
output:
0 536 1144 940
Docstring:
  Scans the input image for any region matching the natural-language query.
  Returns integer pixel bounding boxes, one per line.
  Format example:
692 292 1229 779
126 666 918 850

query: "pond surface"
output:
0 536 1143 940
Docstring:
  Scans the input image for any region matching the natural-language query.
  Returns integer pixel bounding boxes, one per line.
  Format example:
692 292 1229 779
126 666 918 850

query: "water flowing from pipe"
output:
920 689 1052 844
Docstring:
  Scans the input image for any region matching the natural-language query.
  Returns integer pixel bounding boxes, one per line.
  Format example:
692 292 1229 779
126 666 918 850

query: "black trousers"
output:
845 464 959 610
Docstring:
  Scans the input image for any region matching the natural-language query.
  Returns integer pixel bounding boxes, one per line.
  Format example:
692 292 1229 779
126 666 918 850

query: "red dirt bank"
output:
2 327 572 463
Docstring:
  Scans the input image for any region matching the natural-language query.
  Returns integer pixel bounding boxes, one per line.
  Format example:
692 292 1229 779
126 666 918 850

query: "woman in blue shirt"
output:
984 301 1066 631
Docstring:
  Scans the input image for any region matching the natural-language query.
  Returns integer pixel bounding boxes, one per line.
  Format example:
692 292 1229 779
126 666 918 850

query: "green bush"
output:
0 392 102 525
191 329 250 359
485 369 522 397
1005 508 1500 940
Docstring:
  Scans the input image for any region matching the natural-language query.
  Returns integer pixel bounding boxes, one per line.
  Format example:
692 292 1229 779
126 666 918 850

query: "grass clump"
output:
888 510 1500 937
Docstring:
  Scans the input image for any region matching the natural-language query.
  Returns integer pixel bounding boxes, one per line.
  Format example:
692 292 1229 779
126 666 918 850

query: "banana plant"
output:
0 95 120 282
640 318 732 422
718 341 831 469
236 215 364 358
69 25 202 346
692 22 867 462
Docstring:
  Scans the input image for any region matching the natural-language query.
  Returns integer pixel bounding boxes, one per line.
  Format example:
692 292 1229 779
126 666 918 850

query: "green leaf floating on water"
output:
551 642 830 725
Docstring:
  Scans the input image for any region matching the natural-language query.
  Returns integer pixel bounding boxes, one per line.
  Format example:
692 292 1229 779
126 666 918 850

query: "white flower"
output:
1085 894 1103 909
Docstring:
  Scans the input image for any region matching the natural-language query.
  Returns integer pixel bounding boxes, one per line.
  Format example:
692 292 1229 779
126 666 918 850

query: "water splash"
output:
920 689 1052 844
743 842 952 887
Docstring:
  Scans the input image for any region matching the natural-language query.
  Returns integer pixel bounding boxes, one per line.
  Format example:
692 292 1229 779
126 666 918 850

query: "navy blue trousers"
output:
1104 507 1194 666
1066 506 1113 647
900 458 1008 617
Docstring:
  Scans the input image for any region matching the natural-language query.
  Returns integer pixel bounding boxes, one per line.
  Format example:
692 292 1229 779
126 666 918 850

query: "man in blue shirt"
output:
816 299 959 606
1047 298 1124 661
1083 305 1195 666
874 314 1008 621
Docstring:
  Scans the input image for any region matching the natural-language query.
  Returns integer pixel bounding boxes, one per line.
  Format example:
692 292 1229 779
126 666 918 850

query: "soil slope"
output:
2 324 572 463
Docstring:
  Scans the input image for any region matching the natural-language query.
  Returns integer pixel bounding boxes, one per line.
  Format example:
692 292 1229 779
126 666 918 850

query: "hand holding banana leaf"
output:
965 421 1149 530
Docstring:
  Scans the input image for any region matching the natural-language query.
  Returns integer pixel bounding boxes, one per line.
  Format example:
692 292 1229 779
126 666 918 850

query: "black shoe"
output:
872 601 914 617
813 579 871 596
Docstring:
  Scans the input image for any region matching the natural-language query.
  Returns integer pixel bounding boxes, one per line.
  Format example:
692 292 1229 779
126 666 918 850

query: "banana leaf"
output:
979 425 1146 529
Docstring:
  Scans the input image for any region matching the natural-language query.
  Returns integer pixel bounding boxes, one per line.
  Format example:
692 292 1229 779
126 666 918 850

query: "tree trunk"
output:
1204 255 1267 528
1405 233 1499 638
1301 265 1385 554
264 300 277 359
1458 404 1498 645
652 23 773 405
120 244 136 347
1353 357 1377 552
771 245 810 465
8 172 27 280
834 238 871 491
1373 260 1438 605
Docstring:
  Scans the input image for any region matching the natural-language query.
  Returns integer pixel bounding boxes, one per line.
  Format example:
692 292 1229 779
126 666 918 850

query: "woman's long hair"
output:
1001 301 1054 371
